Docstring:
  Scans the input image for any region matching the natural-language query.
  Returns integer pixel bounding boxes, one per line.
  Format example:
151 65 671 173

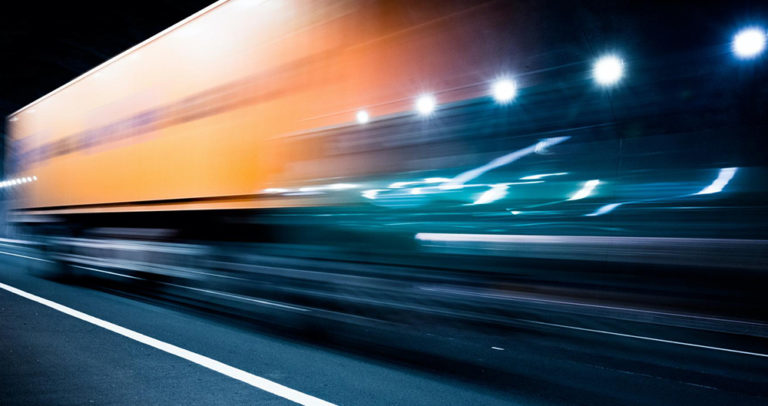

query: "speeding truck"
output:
4 0 767 323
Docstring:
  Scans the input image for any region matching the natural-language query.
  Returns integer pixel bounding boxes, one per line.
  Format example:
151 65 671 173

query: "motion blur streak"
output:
568 179 600 200
584 202 623 216
415 233 768 269
0 281 335 406
0 250 52 262
472 184 509 205
415 233 725 244
2 1 768 403
439 136 570 190
520 172 568 180
523 319 768 358
694 167 738 195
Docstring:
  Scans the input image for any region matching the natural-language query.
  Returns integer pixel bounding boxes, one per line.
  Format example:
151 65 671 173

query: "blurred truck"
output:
4 0 768 328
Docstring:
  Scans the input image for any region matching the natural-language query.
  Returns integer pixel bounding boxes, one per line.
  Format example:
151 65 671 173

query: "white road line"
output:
524 319 768 358
165 282 309 312
422 285 767 328
0 250 53 262
0 282 335 406
72 265 143 280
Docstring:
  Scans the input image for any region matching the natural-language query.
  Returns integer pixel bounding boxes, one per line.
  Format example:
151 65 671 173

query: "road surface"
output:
0 248 766 405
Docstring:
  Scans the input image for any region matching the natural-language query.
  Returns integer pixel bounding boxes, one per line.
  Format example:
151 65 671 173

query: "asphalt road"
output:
1 249 767 405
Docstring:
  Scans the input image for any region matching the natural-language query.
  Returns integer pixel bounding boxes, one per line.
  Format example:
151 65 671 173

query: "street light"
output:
491 78 517 104
415 94 436 116
732 27 766 59
592 55 625 86
356 110 370 124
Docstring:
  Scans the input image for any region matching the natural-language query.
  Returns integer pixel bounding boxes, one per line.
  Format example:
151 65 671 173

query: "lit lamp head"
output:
592 54 625 87
732 27 766 59
415 94 437 116
491 78 517 104
356 110 370 124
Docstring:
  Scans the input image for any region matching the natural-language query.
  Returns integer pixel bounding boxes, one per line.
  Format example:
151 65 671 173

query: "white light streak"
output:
361 189 384 199
388 178 448 189
585 203 622 217
298 183 359 192
423 177 451 183
328 183 358 190
569 180 600 201
264 183 359 194
263 188 290 194
472 184 509 205
694 167 738 195
439 136 570 190
520 172 568 180
389 181 415 189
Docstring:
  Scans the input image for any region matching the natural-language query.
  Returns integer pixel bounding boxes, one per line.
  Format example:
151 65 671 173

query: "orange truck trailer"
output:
6 0 521 219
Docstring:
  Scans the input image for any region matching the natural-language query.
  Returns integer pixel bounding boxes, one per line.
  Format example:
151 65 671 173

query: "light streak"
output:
472 184 509 205
694 168 738 195
439 136 570 190
585 203 622 216
520 172 568 180
568 179 600 201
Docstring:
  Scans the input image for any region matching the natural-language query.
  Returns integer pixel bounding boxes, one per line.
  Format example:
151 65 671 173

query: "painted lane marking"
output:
523 319 768 358
165 282 309 312
72 265 143 280
421 285 768 330
0 282 335 406
0 250 53 262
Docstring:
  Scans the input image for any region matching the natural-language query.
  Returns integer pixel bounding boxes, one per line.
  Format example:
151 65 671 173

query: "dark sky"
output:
1 0 765 121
